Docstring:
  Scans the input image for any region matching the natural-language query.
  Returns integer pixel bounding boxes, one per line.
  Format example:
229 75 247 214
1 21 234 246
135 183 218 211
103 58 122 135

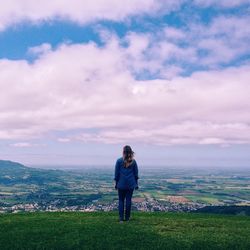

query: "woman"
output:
114 145 139 223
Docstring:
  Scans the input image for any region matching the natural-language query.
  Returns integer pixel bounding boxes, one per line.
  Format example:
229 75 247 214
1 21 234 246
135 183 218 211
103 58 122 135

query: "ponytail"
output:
123 145 135 168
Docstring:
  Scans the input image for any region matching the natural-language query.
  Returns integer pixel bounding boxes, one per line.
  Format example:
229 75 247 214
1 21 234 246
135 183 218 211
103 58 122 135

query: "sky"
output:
0 0 250 168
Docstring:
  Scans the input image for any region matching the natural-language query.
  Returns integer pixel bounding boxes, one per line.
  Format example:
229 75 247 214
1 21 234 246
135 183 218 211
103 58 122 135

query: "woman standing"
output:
114 145 139 223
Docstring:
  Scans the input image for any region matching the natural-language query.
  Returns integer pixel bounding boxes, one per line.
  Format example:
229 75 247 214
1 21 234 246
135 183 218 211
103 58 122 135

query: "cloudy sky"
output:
0 0 250 168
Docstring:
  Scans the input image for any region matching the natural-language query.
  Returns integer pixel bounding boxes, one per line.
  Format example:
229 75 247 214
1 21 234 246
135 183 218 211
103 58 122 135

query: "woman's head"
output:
122 145 134 167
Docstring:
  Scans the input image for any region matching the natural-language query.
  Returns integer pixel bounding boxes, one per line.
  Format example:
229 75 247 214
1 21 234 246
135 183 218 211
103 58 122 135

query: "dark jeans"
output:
118 188 134 220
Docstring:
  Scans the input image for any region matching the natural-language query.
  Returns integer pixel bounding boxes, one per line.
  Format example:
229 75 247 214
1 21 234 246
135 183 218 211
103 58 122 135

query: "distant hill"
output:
0 160 27 170
0 159 67 185
0 159 106 208
0 211 249 250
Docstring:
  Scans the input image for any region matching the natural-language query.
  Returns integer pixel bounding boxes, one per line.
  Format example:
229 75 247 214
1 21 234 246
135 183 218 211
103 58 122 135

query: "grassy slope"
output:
0 211 249 250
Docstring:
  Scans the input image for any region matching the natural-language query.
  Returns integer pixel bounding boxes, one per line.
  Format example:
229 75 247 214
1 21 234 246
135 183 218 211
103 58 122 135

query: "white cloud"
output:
0 0 182 31
67 121 250 145
10 142 44 147
57 138 71 143
182 15 250 67
28 43 52 56
117 15 250 76
10 142 32 147
164 26 186 40
121 31 196 78
194 0 250 8
0 37 250 146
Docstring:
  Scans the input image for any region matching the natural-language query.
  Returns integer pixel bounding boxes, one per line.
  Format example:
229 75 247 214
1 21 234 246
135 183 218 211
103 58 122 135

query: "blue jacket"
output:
114 157 139 190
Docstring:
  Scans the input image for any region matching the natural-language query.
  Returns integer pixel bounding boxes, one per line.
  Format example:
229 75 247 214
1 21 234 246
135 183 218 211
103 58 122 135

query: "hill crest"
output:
0 159 27 169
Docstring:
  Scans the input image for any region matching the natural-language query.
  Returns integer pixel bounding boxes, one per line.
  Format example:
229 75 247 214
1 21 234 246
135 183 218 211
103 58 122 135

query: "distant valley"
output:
0 160 250 214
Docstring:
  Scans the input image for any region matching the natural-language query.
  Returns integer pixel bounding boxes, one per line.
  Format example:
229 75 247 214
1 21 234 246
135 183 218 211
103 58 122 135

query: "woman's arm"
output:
114 159 120 189
134 160 139 189
134 160 139 180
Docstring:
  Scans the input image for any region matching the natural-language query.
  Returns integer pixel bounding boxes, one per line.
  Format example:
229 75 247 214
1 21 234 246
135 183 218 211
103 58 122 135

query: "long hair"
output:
123 145 135 168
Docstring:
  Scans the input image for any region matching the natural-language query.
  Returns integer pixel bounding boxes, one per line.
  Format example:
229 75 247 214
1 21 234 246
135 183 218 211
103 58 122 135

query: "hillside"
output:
0 160 114 210
0 211 249 250
0 159 69 185
0 160 27 170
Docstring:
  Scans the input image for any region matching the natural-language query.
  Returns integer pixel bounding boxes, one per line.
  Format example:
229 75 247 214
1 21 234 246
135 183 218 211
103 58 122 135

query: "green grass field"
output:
0 211 249 250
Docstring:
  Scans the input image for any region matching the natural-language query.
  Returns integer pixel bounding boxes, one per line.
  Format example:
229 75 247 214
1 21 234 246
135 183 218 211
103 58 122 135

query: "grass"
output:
0 211 250 250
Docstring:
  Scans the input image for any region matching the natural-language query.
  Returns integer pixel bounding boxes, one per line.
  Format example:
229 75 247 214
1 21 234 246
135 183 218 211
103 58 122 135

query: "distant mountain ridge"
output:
0 159 27 169
0 159 67 185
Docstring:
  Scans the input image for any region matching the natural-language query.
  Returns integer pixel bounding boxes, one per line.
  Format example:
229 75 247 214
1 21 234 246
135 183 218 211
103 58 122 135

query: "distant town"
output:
0 199 205 214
